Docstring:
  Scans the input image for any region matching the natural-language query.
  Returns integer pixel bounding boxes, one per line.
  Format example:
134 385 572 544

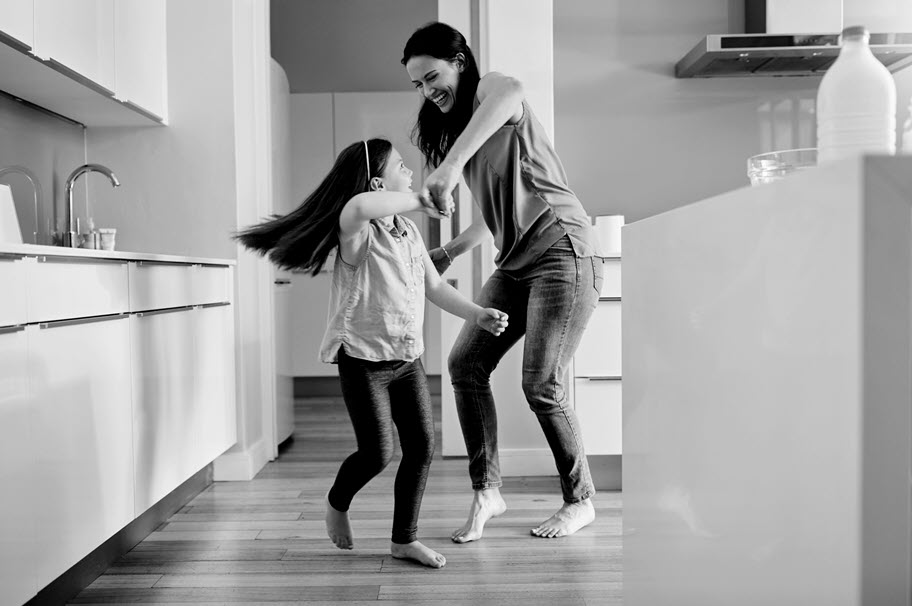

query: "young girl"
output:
236 137 508 569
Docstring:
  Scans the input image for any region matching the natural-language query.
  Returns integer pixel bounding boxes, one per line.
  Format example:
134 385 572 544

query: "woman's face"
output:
379 147 413 193
406 54 463 114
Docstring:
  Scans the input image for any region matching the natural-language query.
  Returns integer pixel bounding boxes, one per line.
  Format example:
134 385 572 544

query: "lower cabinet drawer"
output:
27 257 129 322
191 265 232 305
575 299 621 377
574 378 622 455
0 256 27 326
129 262 194 312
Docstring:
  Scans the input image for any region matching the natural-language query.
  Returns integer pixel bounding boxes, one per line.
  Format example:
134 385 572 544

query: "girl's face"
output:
406 54 463 114
378 148 413 192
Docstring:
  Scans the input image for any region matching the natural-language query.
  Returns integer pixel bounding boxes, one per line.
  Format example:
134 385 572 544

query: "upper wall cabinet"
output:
0 0 167 126
34 0 116 92
0 0 33 47
114 0 167 122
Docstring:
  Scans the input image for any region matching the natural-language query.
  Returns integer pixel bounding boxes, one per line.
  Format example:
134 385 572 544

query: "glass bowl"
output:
747 148 817 186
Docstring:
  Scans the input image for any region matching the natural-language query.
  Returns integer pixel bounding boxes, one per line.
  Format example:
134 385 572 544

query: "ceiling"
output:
270 0 437 93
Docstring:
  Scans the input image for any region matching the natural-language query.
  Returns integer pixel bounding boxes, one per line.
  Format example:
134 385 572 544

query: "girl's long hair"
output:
401 22 481 168
235 138 392 275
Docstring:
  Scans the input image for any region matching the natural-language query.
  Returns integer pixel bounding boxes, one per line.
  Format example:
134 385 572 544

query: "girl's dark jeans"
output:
328 349 434 544
448 236 604 503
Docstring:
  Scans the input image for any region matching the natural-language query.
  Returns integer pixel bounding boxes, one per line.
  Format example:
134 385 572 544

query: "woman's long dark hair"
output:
401 22 481 168
235 138 392 275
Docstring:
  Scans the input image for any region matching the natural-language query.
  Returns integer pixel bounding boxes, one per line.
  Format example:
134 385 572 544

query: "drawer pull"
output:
0 325 25 335
37 255 127 266
39 313 128 329
580 376 622 381
135 306 195 318
199 301 231 309
599 296 621 302
0 253 26 261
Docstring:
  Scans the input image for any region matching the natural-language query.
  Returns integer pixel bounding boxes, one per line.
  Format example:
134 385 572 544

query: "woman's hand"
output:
422 161 461 215
475 308 509 336
427 247 452 275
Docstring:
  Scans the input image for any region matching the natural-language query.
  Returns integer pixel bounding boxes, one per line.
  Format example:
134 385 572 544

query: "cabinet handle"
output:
45 57 115 97
581 376 622 381
199 301 231 309
0 253 26 261
274 279 291 285
0 325 25 335
134 306 195 318
39 313 128 330
37 255 127 266
136 260 192 267
599 296 621 302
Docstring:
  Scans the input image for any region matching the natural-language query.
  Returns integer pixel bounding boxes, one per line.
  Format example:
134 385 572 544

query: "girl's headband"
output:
363 140 370 180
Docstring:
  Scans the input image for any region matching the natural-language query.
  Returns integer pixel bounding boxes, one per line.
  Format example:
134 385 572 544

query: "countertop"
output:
0 242 235 266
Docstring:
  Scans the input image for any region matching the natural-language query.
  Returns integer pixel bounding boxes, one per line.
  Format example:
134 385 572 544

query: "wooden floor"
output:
70 395 623 605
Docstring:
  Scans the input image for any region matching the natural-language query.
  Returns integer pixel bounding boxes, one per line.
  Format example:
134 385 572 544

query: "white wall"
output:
552 0 912 223
86 0 238 259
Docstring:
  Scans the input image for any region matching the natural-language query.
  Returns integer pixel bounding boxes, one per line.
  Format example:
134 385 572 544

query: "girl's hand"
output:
423 161 461 215
417 192 450 219
476 308 509 336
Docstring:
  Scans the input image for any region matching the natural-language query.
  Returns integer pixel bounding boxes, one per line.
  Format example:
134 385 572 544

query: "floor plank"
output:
70 395 623 605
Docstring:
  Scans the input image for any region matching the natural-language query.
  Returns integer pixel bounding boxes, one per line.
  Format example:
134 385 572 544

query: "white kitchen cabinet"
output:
27 256 128 322
33 0 115 92
0 326 37 606
131 302 236 514
0 254 27 327
187 304 237 468
0 0 34 48
27 315 134 586
572 256 622 456
114 0 167 121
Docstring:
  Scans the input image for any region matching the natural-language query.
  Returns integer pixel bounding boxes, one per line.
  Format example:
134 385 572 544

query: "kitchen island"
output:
622 156 912 605
0 244 236 605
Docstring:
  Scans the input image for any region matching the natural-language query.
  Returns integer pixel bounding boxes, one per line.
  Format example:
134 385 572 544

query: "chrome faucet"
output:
0 165 42 244
64 164 120 248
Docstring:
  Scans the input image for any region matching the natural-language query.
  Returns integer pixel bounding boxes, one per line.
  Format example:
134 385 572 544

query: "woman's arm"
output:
428 213 492 274
422 247 508 335
423 72 524 211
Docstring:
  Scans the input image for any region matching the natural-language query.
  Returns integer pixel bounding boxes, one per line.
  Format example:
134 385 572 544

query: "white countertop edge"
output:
0 242 236 266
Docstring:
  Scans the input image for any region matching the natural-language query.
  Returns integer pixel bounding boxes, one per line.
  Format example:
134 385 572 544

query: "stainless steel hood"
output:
675 0 912 78
676 32 912 78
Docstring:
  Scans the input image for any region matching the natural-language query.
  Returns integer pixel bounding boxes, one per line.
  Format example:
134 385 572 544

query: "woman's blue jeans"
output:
448 236 604 503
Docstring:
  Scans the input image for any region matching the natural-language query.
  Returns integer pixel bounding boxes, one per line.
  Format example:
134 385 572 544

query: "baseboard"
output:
589 454 622 491
499 448 558 477
294 374 442 397
25 465 213 606
213 437 271 481
499 450 622 491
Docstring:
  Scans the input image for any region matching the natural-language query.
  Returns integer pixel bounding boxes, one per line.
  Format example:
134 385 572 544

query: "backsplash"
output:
0 92 85 244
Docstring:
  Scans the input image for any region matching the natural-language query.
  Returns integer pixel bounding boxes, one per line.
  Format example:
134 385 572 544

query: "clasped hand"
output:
418 162 460 218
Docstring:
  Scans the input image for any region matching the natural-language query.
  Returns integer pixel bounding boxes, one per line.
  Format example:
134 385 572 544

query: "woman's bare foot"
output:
531 497 595 538
451 487 507 543
325 493 353 549
390 541 446 568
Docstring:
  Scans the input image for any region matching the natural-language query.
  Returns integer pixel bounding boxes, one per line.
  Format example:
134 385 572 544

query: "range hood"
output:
676 0 912 78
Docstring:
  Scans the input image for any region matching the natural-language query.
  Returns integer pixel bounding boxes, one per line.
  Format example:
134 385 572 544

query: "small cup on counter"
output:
79 232 99 249
98 228 116 251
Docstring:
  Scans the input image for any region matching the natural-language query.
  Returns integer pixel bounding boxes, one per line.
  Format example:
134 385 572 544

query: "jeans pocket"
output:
591 257 604 296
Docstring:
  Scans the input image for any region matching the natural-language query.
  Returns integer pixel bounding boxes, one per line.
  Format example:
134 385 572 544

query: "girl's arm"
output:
421 247 508 336
423 72 525 211
338 191 434 238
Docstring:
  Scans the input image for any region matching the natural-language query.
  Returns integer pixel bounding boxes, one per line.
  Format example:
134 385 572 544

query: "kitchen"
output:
1 0 911 604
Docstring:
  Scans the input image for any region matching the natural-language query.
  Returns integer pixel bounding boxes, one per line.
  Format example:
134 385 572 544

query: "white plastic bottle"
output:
816 25 896 165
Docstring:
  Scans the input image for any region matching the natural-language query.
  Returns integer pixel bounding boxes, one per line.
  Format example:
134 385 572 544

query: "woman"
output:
402 22 606 543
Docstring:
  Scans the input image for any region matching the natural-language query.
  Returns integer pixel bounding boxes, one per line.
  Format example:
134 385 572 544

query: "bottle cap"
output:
842 25 868 39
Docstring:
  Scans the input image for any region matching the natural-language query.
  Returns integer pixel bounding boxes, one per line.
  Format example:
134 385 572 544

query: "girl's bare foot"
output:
530 498 595 538
451 487 507 543
390 540 446 568
325 493 353 549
